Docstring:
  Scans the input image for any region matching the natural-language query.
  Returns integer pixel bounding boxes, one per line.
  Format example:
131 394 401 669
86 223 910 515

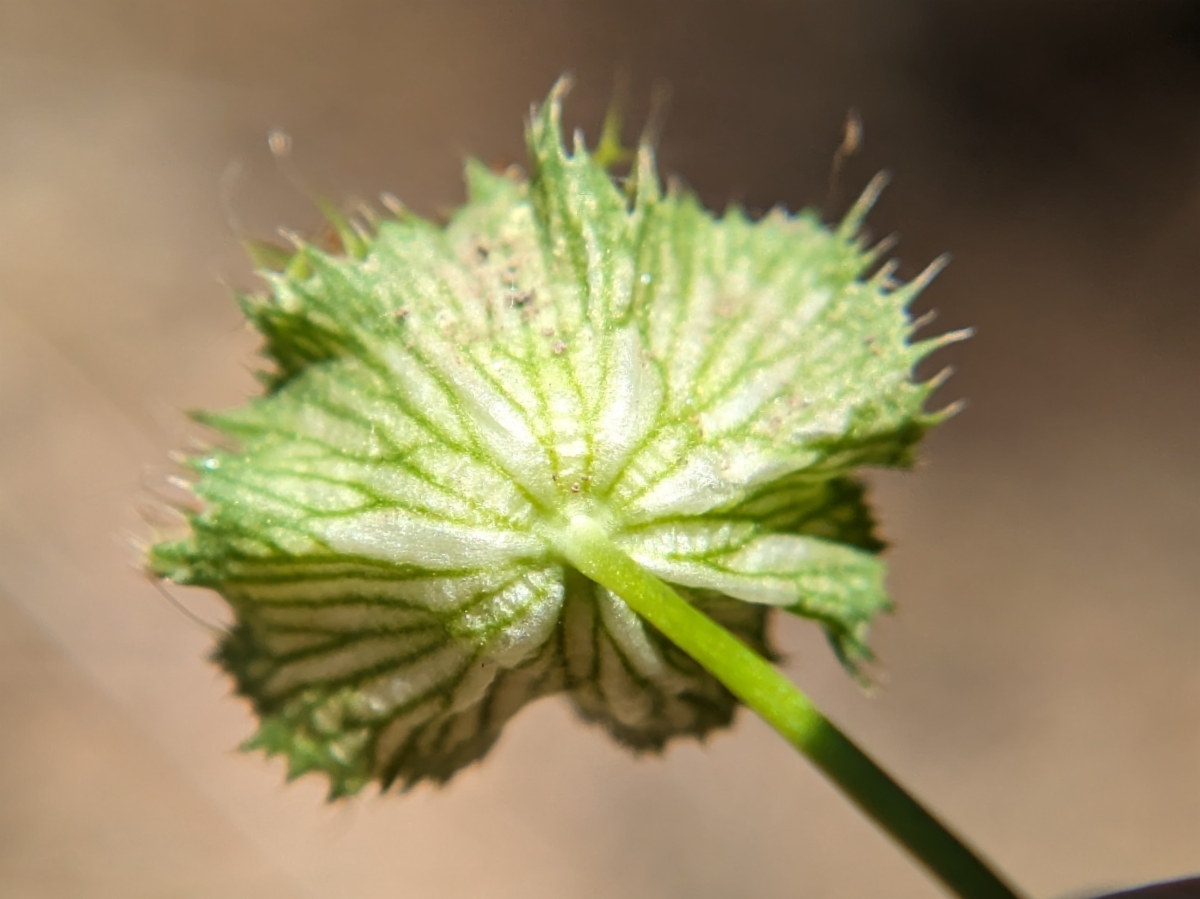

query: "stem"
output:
553 516 1025 899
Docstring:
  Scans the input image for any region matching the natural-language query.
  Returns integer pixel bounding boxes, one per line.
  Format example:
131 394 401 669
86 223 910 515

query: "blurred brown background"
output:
1 2 1198 897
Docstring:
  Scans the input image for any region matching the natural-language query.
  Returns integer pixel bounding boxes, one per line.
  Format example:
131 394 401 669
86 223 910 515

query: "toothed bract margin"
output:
148 79 960 797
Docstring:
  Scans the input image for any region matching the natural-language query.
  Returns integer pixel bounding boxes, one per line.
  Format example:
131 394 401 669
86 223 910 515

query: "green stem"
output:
553 516 1025 899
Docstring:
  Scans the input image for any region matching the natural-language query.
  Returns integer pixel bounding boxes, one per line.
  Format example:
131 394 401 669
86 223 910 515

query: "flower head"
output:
149 80 959 796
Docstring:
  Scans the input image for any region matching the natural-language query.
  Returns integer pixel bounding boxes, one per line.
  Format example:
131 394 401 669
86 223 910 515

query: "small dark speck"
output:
475 244 490 261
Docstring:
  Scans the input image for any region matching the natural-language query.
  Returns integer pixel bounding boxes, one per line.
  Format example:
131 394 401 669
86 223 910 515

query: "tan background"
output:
1 2 1198 897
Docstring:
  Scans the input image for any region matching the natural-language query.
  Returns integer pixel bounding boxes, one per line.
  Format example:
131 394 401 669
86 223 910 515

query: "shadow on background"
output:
0 2 1197 898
